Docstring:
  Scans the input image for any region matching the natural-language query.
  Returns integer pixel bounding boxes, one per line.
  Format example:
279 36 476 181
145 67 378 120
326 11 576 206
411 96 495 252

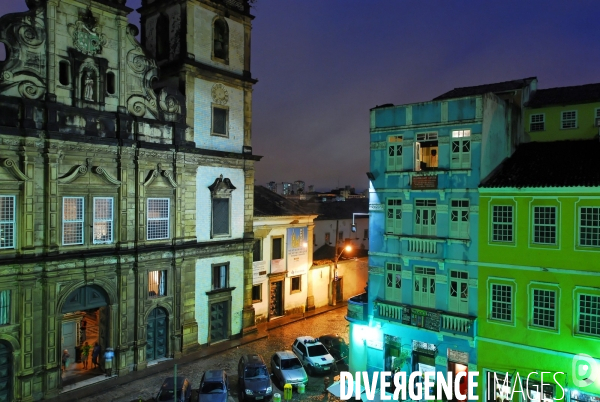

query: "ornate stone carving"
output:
1 158 31 181
208 174 236 196
0 7 46 99
68 9 107 56
211 83 229 105
143 164 178 188
92 167 121 186
58 158 92 184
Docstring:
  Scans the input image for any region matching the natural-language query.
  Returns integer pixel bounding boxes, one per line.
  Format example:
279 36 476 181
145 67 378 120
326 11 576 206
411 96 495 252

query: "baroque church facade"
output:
0 0 258 400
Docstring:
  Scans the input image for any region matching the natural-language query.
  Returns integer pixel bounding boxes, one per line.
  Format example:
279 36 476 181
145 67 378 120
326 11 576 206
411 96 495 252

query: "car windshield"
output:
244 366 269 379
281 357 302 370
201 381 225 393
307 345 328 357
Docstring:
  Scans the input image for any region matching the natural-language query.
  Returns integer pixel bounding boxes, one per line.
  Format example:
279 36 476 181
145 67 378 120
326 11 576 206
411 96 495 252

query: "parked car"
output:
318 334 349 363
238 354 273 401
291 336 335 375
199 370 229 402
155 377 192 402
270 351 308 387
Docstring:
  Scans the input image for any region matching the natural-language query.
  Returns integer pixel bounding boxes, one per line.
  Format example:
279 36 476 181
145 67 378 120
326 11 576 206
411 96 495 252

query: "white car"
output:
291 336 336 376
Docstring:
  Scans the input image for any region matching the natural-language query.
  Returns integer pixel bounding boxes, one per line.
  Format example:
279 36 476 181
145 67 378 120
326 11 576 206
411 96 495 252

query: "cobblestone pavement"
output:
80 308 348 402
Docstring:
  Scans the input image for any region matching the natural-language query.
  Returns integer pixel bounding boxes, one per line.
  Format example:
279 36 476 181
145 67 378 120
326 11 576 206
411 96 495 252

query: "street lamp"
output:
332 244 352 306
350 213 369 232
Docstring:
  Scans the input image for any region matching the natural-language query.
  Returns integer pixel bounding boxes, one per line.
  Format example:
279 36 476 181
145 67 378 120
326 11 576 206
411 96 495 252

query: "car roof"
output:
296 336 317 343
204 370 226 382
244 354 267 366
319 334 344 341
161 377 189 389
274 351 297 359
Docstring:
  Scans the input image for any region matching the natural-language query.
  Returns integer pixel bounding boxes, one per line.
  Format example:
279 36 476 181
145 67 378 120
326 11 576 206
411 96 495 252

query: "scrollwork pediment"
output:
208 174 236 196
58 158 121 186
143 164 178 188
1 158 30 181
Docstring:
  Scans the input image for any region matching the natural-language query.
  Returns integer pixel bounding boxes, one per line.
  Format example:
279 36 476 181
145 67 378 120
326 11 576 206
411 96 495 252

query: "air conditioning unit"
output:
595 117 600 127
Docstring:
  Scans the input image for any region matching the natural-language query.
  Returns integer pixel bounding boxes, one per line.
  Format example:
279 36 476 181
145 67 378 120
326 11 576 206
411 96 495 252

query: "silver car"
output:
270 351 308 387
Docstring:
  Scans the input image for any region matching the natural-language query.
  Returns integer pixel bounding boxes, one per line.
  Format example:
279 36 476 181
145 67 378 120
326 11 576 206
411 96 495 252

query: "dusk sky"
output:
2 0 600 191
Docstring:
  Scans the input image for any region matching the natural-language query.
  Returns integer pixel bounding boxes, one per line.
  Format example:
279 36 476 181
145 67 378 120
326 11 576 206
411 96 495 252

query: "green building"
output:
477 83 600 402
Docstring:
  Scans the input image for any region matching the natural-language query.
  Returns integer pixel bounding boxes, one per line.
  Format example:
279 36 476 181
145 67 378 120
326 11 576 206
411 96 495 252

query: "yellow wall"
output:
525 102 600 142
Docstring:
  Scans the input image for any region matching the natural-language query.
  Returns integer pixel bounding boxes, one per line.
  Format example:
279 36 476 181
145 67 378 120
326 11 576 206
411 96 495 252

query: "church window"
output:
212 106 228 136
59 61 70 86
106 72 116 95
213 18 229 61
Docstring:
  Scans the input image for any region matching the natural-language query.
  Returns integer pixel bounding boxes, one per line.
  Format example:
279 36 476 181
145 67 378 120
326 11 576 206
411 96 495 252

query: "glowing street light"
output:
332 244 352 306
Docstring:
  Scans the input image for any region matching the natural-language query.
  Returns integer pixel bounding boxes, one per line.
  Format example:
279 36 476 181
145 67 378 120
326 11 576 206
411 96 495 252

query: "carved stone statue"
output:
84 72 94 101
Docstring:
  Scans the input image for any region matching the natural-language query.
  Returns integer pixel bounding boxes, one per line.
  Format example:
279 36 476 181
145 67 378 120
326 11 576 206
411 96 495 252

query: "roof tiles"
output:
481 140 600 188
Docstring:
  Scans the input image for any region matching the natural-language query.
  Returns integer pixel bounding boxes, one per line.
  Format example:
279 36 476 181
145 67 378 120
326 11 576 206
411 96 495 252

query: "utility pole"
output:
332 219 339 306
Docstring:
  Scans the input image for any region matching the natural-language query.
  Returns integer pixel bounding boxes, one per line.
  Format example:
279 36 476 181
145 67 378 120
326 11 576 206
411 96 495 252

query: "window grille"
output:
580 207 600 247
148 270 167 297
212 198 230 236
0 196 15 249
147 198 170 240
212 264 228 290
530 114 545 131
533 206 556 244
0 290 10 325
532 289 556 329
492 205 513 242
63 197 84 245
93 197 113 244
561 110 577 129
579 294 600 336
491 284 512 321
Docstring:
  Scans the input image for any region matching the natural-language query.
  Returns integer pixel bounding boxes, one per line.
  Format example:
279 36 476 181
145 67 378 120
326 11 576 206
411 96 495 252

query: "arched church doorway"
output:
61 285 109 387
0 341 12 401
146 307 168 361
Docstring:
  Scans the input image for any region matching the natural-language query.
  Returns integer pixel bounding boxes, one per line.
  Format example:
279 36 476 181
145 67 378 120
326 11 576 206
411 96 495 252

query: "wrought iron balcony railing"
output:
345 293 368 323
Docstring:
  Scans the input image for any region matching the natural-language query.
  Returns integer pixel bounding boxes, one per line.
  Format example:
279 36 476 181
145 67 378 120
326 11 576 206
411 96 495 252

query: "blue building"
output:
346 78 536 387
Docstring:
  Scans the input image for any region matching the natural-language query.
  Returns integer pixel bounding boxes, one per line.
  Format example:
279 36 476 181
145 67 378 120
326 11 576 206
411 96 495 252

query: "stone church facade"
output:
0 0 257 400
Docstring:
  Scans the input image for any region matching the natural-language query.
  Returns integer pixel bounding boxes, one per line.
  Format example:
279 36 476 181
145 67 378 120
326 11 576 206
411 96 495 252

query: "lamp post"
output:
331 244 351 306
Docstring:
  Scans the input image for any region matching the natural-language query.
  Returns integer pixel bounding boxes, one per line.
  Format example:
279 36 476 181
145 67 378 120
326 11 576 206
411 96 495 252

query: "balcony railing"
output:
345 293 368 323
441 314 473 334
374 299 476 339
407 238 437 253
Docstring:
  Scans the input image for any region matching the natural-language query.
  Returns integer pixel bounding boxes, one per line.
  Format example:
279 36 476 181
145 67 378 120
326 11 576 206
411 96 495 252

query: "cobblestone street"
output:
79 308 348 402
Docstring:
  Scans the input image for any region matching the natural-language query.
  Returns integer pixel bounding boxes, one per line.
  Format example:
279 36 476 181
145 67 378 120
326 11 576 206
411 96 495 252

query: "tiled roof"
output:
432 77 537 101
481 140 600 188
527 83 600 108
303 198 369 221
312 244 368 262
253 186 313 217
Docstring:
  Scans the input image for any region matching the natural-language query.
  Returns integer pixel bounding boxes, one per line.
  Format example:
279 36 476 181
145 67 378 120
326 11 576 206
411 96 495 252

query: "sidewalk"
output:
54 302 347 402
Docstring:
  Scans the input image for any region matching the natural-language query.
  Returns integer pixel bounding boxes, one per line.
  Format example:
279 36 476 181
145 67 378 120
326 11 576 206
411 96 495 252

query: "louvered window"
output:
386 199 402 235
450 199 469 239
385 263 402 302
387 136 403 171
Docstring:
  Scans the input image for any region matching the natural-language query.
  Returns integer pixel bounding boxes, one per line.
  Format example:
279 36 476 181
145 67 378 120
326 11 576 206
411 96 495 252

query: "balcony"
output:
345 293 368 324
374 299 476 340
407 238 437 253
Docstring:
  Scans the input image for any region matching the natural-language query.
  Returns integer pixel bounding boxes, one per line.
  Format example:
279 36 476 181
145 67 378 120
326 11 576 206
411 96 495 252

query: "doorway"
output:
61 285 109 386
269 281 283 318
449 361 468 402
147 307 168 360
335 277 344 303
209 301 229 343
0 341 12 401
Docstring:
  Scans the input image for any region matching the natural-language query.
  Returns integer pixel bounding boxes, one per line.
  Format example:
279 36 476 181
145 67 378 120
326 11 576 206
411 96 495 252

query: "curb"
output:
55 303 346 401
